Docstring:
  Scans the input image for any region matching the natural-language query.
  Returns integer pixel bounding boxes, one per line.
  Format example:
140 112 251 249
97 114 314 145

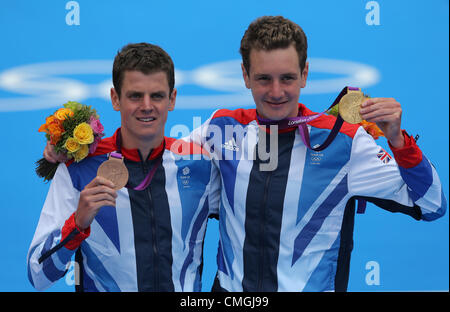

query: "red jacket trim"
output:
66 128 167 164
61 213 90 251
212 108 257 125
388 130 422 168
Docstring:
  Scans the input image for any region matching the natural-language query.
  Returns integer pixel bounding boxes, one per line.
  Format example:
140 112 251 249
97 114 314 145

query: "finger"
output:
48 142 62 162
83 192 117 204
95 200 117 208
44 143 58 163
96 176 116 189
360 101 401 115
362 111 400 123
85 176 116 190
362 100 401 114
363 111 401 123
82 181 118 195
78 190 117 208
362 97 394 105
82 184 118 199
360 100 401 118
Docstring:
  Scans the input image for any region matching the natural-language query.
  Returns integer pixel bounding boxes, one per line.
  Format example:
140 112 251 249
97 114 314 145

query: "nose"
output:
141 94 154 111
268 80 284 100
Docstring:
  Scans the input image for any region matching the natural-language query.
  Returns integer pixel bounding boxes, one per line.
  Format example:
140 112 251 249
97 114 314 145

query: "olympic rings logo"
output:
0 58 380 112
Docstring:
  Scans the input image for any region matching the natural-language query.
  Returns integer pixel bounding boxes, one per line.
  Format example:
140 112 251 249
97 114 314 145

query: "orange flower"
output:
46 115 58 124
54 108 74 121
50 133 62 145
38 123 48 133
48 122 64 145
360 120 384 140
39 115 62 133
39 115 65 144
38 115 56 133
47 119 63 135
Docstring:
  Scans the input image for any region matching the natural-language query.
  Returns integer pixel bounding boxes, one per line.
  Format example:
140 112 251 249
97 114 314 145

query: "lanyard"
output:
115 128 163 191
257 86 358 151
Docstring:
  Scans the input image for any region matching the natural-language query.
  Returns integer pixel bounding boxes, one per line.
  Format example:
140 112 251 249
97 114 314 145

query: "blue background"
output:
0 0 448 291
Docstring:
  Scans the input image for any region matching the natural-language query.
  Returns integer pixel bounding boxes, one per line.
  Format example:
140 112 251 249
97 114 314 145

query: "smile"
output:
265 100 288 105
136 117 156 122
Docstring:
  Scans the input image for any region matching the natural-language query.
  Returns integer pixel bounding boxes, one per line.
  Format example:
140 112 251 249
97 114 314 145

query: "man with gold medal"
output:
186 16 446 292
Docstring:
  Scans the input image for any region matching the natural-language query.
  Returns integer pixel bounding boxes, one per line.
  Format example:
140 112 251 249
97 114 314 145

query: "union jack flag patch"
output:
377 148 392 164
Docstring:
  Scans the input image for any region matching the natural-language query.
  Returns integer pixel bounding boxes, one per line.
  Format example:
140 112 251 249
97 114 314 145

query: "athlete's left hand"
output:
359 97 405 148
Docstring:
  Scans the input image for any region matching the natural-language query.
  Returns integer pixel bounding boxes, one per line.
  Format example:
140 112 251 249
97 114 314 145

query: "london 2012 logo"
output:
0 58 380 112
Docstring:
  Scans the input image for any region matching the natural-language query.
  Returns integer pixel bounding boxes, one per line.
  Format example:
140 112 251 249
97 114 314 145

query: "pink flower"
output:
89 116 104 135
89 136 102 154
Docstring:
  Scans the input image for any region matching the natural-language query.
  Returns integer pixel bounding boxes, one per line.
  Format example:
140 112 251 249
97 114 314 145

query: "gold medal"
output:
97 153 129 190
338 90 369 124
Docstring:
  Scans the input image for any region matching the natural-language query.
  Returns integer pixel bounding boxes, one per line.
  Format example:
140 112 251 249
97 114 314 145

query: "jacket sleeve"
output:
27 163 90 291
207 161 221 219
183 110 222 218
348 128 446 221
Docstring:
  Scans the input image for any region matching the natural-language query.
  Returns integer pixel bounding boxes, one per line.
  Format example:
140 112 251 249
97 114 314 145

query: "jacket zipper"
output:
257 170 272 291
141 156 160 291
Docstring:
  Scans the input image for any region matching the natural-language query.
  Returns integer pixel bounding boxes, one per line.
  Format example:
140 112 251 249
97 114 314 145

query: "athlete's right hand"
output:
43 141 68 163
75 176 117 231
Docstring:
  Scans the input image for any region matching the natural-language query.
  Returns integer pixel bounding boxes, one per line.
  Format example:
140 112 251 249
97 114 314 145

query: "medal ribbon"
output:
257 86 360 151
257 86 367 212
114 128 163 191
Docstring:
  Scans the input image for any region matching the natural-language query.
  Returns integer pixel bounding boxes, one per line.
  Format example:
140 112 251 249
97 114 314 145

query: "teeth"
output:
137 117 155 122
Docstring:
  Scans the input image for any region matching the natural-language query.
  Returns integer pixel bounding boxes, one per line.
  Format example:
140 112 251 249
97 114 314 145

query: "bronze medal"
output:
338 90 369 124
97 154 129 190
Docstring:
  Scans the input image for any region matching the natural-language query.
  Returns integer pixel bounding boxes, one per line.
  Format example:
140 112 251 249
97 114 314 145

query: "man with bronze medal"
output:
35 16 446 292
28 43 219 291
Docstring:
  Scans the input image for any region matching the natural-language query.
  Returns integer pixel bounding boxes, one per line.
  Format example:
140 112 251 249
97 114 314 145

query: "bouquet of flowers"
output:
327 104 384 140
36 101 105 181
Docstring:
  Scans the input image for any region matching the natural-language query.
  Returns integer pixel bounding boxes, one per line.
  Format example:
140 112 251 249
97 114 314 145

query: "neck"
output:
137 138 163 160
119 129 164 160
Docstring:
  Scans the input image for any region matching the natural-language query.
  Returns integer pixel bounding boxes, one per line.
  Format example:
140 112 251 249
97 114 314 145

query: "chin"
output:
259 103 298 121
263 109 293 121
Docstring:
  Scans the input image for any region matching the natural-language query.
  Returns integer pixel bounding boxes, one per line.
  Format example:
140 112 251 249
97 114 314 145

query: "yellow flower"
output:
54 108 74 121
65 137 80 153
73 122 94 145
74 144 89 162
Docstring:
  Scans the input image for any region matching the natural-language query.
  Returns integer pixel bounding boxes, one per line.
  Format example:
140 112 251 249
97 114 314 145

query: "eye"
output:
281 75 296 81
151 92 165 100
255 75 271 82
128 92 142 100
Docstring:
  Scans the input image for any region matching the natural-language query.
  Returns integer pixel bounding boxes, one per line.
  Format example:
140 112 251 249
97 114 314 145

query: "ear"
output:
168 88 177 112
111 88 120 111
300 61 309 89
241 63 251 89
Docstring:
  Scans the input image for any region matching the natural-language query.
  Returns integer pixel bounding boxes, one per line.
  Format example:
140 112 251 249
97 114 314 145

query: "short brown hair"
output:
112 42 175 98
240 16 308 74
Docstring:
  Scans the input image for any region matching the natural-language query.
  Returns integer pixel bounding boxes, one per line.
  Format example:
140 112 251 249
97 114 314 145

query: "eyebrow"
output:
253 72 299 77
125 90 167 96
280 73 299 77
